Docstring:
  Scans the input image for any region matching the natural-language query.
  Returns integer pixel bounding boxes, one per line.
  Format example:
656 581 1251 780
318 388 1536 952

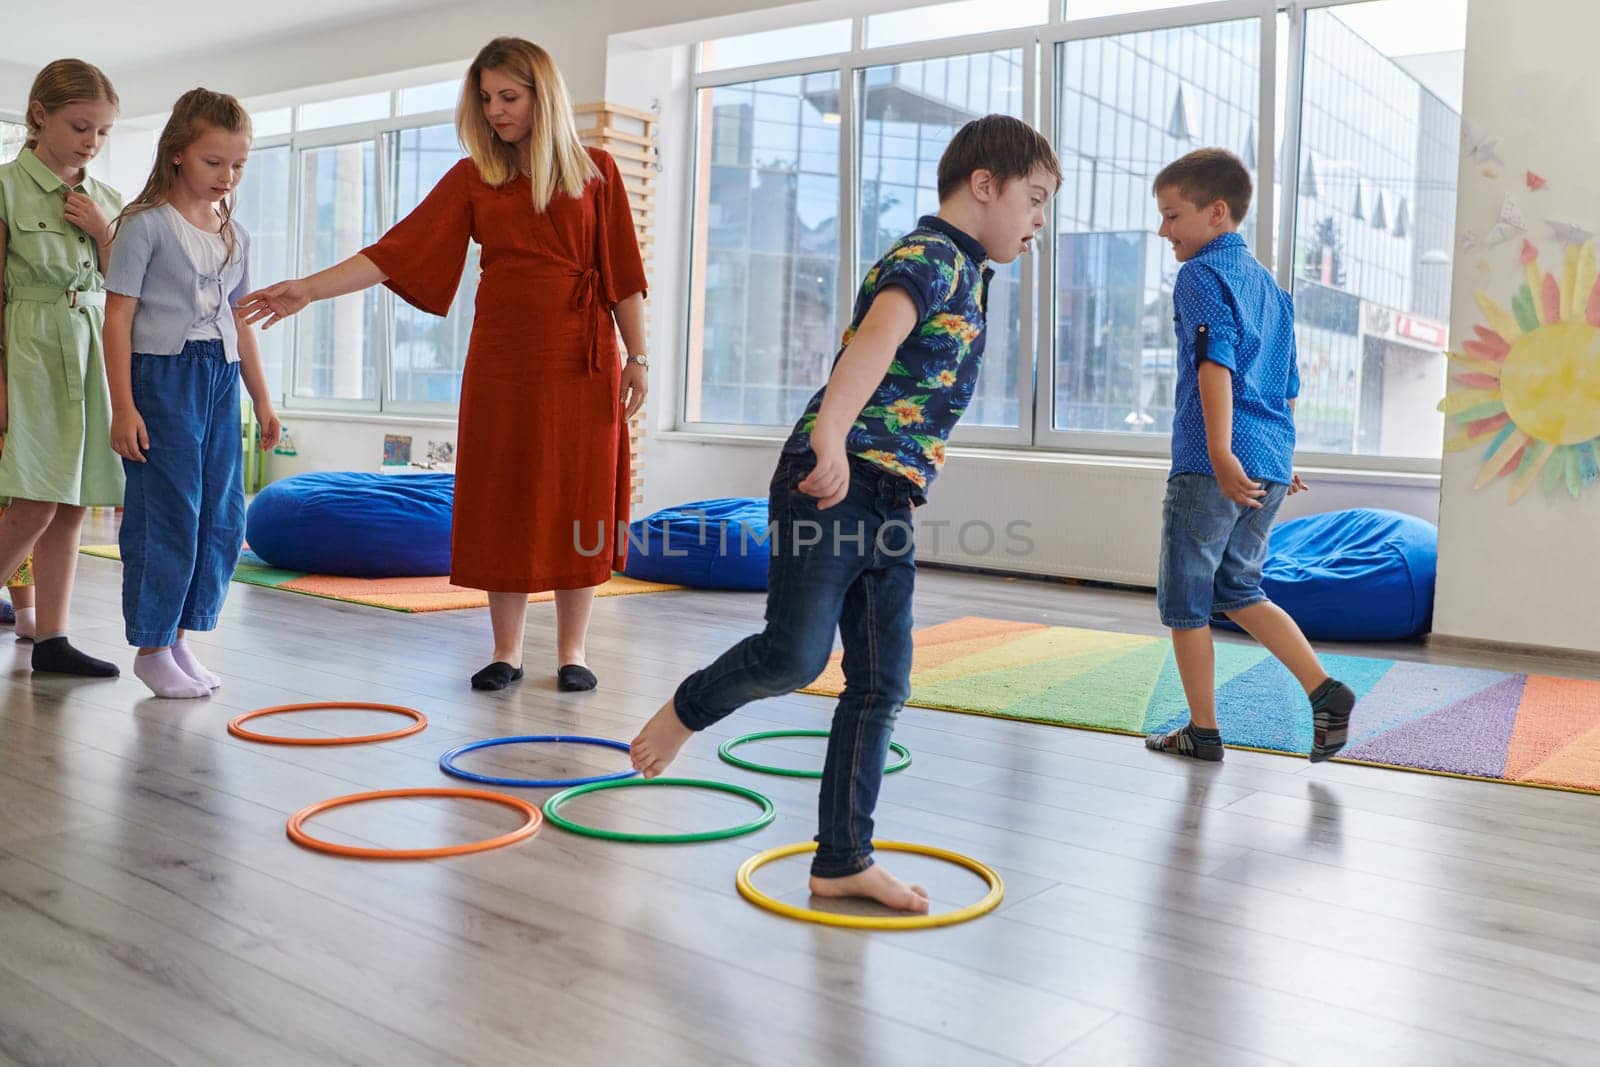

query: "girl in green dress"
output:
0 59 123 676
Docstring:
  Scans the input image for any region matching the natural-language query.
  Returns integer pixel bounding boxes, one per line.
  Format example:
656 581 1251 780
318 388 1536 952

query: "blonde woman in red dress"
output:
241 37 648 692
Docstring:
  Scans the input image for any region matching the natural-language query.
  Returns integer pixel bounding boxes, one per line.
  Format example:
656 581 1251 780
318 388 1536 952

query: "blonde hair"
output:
113 88 252 262
25 59 119 150
456 37 599 212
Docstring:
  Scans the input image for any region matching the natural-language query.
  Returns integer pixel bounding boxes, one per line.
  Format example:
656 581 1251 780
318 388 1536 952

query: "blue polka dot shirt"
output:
1168 231 1299 485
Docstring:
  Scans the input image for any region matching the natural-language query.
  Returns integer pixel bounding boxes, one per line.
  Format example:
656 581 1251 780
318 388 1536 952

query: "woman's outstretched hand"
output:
238 280 313 329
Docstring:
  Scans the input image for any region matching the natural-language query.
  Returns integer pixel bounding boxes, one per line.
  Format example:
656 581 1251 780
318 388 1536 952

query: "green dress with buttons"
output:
0 147 124 506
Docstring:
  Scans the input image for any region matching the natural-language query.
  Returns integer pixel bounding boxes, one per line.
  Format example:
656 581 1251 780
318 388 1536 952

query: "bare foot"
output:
629 698 694 778
809 864 931 914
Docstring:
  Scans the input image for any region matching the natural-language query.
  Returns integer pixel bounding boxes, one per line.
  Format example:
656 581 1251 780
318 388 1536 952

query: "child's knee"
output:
753 639 832 693
6 500 58 536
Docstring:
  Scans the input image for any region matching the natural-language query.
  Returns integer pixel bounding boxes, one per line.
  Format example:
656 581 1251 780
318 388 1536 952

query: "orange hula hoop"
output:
228 702 427 745
286 787 542 859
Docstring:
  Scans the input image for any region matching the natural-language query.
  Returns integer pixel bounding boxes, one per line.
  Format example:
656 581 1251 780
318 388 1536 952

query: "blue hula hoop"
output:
439 734 638 788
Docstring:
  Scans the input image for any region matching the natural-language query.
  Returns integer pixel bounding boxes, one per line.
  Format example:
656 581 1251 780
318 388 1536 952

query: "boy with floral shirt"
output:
631 115 1060 913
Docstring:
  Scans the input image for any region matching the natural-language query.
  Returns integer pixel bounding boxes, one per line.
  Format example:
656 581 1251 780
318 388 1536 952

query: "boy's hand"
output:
798 439 850 509
1289 472 1309 495
1212 452 1265 508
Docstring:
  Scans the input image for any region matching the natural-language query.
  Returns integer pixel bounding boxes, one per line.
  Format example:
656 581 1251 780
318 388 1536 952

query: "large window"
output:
295 140 380 402
859 51 1026 427
231 144 292 403
389 123 478 405
1289 0 1462 459
1053 18 1262 438
223 80 476 412
688 73 841 425
684 0 1466 471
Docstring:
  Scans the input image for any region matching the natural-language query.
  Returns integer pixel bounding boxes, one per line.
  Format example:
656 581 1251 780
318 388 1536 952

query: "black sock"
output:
31 637 120 678
558 664 598 692
471 661 524 691
1309 678 1356 762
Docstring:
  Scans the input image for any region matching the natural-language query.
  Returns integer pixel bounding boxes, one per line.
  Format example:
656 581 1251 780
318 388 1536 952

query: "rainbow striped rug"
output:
802 617 1600 795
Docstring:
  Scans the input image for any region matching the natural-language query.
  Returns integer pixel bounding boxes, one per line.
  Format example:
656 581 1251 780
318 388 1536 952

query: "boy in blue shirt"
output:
1146 148 1355 764
632 116 1060 912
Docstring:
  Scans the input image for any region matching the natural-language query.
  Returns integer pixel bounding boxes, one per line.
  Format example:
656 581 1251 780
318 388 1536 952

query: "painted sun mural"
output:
1440 239 1600 502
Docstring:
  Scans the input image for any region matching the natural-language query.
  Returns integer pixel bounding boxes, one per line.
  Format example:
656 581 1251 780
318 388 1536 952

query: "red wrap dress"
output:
363 147 647 592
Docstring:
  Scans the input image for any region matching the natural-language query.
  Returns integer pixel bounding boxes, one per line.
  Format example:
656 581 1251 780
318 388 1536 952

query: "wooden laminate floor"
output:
2 518 1598 1066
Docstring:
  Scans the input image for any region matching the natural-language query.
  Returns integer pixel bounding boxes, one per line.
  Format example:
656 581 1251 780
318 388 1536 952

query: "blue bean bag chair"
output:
246 472 454 578
1215 508 1437 641
622 497 769 591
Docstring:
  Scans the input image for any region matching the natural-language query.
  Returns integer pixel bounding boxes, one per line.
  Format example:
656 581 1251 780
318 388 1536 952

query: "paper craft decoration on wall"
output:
1526 171 1548 191
1547 219 1595 247
1440 240 1600 503
1484 194 1528 247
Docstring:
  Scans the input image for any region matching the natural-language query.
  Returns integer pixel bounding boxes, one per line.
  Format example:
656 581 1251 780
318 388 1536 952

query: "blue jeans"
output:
120 341 244 647
1157 473 1288 629
674 452 917 877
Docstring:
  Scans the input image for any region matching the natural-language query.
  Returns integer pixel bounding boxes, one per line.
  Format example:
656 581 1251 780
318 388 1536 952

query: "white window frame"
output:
260 100 462 417
687 22 1057 447
680 0 1459 476
1034 0 1277 455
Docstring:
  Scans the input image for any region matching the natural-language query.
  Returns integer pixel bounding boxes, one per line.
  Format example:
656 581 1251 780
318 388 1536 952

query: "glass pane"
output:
0 120 25 164
1064 0 1219 18
295 141 379 401
699 20 851 73
859 50 1026 428
1292 0 1464 458
399 80 462 117
389 124 476 405
867 0 1048 49
250 108 292 138
297 92 389 131
688 72 841 426
1052 19 1262 437
231 144 292 403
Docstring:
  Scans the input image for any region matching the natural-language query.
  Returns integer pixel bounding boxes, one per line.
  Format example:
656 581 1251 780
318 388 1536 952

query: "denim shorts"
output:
1157 473 1288 630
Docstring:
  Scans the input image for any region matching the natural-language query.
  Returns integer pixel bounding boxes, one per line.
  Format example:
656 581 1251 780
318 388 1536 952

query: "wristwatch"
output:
625 354 649 369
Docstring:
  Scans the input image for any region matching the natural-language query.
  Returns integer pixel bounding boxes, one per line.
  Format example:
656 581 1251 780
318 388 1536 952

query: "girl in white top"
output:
103 89 279 699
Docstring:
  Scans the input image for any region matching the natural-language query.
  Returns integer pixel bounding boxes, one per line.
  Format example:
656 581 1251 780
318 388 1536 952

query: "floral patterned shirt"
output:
783 215 992 502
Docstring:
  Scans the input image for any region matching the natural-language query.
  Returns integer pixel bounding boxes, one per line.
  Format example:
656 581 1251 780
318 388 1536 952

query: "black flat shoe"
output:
557 664 598 692
471 661 524 691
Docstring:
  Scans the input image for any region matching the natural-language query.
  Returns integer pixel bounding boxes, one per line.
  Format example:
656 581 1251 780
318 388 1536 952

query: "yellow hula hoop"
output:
736 840 1004 930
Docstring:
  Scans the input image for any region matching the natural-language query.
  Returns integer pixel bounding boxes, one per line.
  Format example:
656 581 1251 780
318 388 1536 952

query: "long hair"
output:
113 88 252 262
25 59 119 150
456 37 599 212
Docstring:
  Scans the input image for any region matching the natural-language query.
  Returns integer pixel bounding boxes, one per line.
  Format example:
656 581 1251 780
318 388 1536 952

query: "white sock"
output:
171 638 221 689
133 649 211 699
14 607 35 640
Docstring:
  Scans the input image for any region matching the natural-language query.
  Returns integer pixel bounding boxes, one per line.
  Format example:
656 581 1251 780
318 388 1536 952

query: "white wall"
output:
647 432 1440 587
1431 0 1600 654
0 60 33 112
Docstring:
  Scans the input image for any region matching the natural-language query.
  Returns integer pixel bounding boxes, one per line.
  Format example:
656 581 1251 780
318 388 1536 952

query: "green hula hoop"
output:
542 777 776 843
719 729 912 779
